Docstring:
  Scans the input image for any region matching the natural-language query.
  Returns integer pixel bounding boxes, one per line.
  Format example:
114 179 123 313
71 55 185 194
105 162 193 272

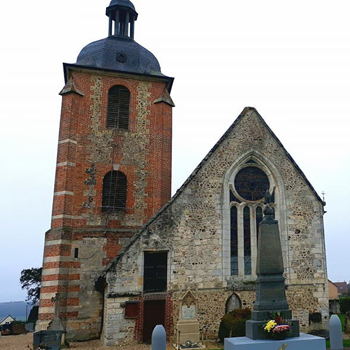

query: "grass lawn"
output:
326 338 350 348
338 314 345 331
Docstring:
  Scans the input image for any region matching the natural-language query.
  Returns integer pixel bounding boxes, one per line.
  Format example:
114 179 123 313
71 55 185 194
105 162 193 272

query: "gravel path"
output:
3 333 347 350
0 334 218 350
0 334 152 350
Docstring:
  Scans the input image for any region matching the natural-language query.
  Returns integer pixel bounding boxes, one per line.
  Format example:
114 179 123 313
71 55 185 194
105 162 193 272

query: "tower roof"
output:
76 0 164 77
76 36 163 76
106 0 138 19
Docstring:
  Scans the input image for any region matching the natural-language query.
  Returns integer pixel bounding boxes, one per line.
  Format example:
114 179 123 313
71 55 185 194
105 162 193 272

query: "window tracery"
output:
229 163 274 276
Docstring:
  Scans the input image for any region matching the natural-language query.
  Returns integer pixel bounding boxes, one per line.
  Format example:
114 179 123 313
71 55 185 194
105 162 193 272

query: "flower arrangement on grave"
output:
262 312 291 340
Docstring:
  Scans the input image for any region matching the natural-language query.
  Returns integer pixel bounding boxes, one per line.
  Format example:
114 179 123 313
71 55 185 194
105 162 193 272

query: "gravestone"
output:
176 290 200 345
245 191 299 340
47 293 66 342
33 294 65 349
33 330 63 350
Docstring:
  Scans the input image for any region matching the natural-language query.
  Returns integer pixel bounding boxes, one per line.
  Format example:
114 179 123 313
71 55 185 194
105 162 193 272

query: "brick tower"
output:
37 0 174 341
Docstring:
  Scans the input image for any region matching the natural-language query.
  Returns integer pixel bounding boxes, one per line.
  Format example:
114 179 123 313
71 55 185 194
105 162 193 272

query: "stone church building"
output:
37 0 329 346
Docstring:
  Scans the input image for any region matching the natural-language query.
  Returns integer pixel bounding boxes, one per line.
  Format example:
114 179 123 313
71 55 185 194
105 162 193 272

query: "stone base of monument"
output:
224 333 326 350
174 320 205 350
176 320 200 343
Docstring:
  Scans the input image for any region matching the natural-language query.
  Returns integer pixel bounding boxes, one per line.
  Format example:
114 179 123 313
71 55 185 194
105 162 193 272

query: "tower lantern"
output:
106 0 138 38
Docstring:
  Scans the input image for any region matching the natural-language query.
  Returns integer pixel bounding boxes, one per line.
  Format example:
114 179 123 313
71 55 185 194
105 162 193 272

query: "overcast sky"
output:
0 0 349 302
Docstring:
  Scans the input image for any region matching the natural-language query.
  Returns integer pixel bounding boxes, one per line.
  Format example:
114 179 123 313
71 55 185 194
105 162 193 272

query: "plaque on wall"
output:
176 290 200 345
182 304 196 320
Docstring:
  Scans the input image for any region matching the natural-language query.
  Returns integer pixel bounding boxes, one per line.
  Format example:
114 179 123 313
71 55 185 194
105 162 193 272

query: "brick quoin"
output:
44 244 71 257
41 274 80 282
38 313 55 321
40 285 80 294
43 261 81 269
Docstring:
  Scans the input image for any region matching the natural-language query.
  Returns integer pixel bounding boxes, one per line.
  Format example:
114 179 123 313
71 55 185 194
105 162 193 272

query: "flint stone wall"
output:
105 108 328 344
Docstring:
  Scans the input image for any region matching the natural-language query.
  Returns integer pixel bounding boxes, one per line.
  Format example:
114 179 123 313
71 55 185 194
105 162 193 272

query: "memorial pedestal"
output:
177 320 200 344
224 333 326 350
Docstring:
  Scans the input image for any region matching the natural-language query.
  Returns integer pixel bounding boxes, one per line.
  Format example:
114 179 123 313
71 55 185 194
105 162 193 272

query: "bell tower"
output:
37 0 174 341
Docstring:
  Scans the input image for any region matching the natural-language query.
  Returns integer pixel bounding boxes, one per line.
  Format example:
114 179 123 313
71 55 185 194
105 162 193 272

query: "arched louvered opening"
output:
107 85 130 129
230 206 238 276
102 171 127 212
243 206 251 275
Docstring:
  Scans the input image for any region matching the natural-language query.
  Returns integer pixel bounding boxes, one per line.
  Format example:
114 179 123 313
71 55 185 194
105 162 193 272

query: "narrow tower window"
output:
102 171 127 212
107 85 130 129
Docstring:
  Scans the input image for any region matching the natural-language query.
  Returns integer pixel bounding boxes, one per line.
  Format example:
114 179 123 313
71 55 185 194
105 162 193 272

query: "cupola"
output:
76 0 165 77
106 0 138 38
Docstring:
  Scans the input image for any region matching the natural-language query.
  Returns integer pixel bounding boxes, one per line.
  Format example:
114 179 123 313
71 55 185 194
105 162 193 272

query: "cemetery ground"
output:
2 333 350 350
0 333 222 350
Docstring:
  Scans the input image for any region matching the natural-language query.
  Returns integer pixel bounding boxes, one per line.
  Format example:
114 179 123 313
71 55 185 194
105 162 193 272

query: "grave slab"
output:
224 333 326 350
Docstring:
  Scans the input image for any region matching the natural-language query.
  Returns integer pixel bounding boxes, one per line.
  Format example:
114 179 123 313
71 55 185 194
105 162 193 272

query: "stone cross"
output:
51 293 62 319
48 293 65 334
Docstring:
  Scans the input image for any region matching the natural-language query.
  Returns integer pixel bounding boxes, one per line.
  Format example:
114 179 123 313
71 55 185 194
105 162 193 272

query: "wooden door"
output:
143 300 165 343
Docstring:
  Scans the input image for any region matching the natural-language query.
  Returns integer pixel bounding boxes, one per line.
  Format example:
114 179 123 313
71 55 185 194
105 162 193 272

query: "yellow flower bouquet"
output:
262 313 291 340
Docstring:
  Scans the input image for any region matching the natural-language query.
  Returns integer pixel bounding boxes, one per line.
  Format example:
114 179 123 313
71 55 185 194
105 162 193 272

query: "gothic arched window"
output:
229 164 272 276
107 85 130 129
243 206 251 275
102 171 127 212
230 206 238 275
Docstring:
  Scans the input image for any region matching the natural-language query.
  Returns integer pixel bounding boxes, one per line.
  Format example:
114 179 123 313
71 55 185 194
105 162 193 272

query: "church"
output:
37 0 329 346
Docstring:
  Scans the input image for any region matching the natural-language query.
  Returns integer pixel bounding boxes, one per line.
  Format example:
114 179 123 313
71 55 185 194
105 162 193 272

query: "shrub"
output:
340 297 350 314
308 329 329 339
218 308 251 341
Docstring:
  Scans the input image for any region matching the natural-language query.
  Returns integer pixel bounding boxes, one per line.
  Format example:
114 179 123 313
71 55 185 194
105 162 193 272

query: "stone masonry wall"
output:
105 108 328 344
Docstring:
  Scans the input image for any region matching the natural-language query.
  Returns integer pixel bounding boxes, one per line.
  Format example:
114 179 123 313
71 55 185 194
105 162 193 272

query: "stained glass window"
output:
230 206 238 275
234 167 269 201
243 206 251 275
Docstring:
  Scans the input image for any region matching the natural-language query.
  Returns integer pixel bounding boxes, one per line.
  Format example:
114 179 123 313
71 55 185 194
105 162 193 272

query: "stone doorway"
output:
143 300 166 343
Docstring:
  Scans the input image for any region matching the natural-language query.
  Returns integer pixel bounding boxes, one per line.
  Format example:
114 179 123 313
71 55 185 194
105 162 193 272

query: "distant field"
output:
0 301 32 321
